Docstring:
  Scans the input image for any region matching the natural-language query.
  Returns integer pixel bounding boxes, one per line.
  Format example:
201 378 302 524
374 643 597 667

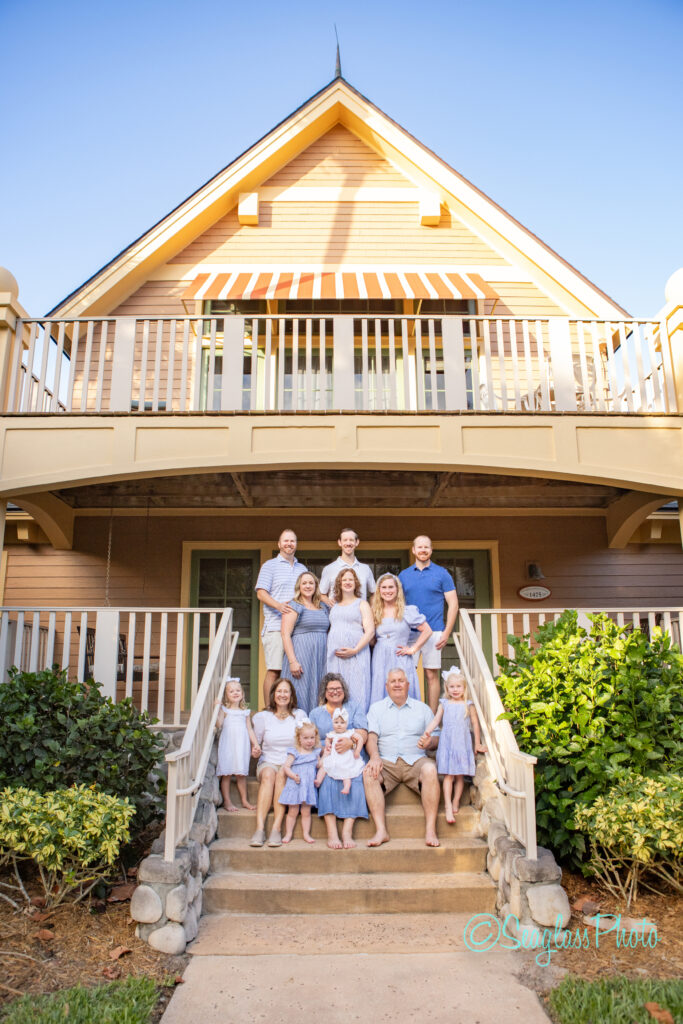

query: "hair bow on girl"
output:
224 676 241 684
441 666 463 682
299 717 313 726
332 707 349 722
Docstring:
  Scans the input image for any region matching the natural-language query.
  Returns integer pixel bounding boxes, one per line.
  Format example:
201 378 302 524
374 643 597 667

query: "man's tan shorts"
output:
380 756 430 795
261 631 284 671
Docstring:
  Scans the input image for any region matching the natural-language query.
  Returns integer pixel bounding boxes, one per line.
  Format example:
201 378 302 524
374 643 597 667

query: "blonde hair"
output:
223 679 247 709
294 571 322 608
295 721 320 751
371 573 406 625
444 670 468 701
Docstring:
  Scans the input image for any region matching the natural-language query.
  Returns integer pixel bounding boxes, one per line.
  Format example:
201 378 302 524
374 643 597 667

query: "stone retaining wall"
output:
131 729 220 954
471 758 571 941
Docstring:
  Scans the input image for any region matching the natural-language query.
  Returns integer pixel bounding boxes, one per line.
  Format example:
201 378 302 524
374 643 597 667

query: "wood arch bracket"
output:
11 492 74 550
606 491 671 549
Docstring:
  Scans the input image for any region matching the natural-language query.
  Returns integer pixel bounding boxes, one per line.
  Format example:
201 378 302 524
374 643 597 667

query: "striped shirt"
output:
255 554 307 634
320 557 376 601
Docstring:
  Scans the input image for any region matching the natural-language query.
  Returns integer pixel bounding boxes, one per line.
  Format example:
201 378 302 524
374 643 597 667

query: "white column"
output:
547 318 577 411
93 610 120 699
332 316 355 408
109 318 137 411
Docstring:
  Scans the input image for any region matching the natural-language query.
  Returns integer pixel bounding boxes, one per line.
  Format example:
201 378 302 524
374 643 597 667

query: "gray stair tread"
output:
204 870 494 891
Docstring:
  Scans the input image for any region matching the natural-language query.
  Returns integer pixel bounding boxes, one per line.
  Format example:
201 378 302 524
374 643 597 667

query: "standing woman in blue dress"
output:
326 568 375 712
369 573 431 705
281 572 330 714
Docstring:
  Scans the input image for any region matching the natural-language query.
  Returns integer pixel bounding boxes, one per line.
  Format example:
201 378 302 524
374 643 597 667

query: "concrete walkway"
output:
161 914 552 1024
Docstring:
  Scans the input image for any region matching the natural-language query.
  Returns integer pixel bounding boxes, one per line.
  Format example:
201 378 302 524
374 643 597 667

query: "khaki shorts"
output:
414 630 443 670
380 756 430 795
255 760 282 781
262 630 284 671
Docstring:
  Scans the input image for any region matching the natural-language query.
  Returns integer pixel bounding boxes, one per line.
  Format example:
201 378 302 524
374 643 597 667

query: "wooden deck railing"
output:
0 606 226 726
164 608 238 861
4 314 677 415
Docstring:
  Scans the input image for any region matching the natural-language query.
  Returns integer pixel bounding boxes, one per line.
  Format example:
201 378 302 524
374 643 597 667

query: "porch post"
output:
664 269 683 413
332 316 355 409
547 318 577 411
109 317 137 411
0 268 27 412
93 610 120 699
220 316 246 410
441 317 468 410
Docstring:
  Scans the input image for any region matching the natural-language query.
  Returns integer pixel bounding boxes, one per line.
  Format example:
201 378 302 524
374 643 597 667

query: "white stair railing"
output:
164 608 238 861
455 609 537 859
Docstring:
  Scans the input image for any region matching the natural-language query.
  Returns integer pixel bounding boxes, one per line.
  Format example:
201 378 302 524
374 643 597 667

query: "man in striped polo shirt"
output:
255 529 307 704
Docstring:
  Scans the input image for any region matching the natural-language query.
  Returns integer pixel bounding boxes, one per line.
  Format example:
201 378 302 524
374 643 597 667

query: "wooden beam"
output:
428 472 456 507
231 473 254 507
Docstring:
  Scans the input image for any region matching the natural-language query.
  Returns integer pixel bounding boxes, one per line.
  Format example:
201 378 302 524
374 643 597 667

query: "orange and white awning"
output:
182 269 498 302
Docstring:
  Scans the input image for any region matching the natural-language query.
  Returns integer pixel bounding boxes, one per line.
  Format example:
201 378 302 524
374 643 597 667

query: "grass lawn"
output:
0 976 158 1024
548 976 683 1024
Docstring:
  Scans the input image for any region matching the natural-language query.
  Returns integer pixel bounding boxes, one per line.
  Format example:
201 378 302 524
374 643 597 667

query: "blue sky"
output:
2 0 681 317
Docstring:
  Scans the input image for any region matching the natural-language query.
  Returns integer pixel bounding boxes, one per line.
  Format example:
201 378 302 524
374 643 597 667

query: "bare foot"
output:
452 804 460 815
367 832 390 847
327 838 343 849
222 803 238 812
281 834 293 845
342 838 356 849
445 805 455 825
425 831 440 847
241 801 257 811
303 834 315 844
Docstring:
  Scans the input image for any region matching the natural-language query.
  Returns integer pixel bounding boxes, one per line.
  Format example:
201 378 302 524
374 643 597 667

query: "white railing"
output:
5 315 677 415
469 606 683 677
164 608 238 861
455 610 537 858
0 606 225 726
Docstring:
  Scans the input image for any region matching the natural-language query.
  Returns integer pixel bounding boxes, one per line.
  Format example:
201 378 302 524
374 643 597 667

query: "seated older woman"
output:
309 672 368 849
250 678 306 848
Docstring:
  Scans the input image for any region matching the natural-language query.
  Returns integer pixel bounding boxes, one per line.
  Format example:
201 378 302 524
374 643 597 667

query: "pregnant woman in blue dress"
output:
369 573 431 705
326 568 375 712
281 572 330 713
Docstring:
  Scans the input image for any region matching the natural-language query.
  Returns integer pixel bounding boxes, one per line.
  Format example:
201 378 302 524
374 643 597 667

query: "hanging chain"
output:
104 510 113 607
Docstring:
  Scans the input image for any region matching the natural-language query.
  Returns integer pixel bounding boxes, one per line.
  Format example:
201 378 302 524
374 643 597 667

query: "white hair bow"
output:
441 666 464 682
332 707 349 722
299 717 313 725
225 676 241 684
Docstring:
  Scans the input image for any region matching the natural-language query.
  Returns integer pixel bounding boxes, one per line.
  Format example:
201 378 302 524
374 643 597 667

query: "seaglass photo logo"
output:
463 913 659 967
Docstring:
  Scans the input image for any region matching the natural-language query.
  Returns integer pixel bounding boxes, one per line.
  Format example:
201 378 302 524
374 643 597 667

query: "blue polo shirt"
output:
398 562 455 631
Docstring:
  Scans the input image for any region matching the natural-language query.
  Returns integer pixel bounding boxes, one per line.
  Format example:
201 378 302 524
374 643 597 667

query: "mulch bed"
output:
0 873 188 1022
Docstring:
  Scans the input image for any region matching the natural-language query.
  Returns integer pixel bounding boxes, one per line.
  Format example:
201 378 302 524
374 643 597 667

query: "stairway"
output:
198 780 495 927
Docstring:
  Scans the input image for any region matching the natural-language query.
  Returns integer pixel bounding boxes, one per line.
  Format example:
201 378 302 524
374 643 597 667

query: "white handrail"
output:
456 609 537 859
164 608 238 861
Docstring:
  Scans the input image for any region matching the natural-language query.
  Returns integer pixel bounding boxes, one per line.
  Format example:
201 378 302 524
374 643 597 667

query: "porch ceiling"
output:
52 471 626 511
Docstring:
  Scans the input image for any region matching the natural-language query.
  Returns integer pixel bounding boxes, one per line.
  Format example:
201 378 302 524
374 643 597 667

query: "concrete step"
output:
209 835 487 874
224 778 471 808
203 870 495 915
217 803 479 839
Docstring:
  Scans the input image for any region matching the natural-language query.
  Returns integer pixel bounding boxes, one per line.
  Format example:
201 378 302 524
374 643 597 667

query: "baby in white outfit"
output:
315 707 365 795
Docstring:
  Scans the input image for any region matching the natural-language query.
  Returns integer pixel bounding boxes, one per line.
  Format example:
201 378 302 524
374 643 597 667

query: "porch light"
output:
527 562 545 580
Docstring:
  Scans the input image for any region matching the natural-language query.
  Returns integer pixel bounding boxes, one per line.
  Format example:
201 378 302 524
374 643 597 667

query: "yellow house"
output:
0 75 682 732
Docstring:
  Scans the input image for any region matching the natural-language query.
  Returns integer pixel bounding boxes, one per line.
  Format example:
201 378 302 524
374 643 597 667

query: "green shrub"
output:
0 975 158 1024
496 611 683 866
0 784 134 906
548 976 683 1024
575 770 683 905
0 668 165 831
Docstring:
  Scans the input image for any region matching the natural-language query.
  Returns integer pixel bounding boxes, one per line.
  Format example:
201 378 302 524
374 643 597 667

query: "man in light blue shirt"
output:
364 668 440 848
255 529 307 704
319 528 376 602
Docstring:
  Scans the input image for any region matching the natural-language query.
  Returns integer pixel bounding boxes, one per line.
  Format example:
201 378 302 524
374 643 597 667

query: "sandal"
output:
267 828 282 847
249 829 266 847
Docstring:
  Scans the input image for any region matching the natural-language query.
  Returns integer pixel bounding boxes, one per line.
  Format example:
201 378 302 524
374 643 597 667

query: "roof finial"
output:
334 24 342 78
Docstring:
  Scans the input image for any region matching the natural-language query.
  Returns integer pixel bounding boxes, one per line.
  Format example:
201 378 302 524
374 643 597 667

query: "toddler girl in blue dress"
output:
421 668 487 824
279 719 321 844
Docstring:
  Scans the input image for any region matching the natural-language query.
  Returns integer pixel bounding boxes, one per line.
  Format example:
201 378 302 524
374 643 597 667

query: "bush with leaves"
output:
496 611 683 867
575 770 683 906
0 668 165 832
0 784 134 907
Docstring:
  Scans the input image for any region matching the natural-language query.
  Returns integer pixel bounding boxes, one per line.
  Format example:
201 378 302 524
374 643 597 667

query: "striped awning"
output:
182 269 498 302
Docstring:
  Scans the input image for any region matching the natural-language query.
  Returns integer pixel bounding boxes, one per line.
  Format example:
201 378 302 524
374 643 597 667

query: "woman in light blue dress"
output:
281 572 330 713
369 573 431 705
325 568 375 712
309 673 369 849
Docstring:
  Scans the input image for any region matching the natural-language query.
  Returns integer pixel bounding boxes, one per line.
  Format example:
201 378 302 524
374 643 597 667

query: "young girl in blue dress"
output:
421 668 487 824
279 719 321 844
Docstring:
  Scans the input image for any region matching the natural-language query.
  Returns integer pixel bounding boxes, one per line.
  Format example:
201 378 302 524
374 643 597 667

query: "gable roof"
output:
48 77 629 319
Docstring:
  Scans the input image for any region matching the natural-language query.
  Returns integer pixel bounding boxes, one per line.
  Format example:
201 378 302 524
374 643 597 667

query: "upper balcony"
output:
3 312 679 417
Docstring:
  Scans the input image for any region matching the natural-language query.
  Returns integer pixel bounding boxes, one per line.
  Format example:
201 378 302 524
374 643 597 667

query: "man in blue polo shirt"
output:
255 529 307 704
398 535 458 712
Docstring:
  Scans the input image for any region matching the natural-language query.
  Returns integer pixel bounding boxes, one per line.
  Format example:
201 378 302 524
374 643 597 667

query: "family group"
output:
214 530 485 850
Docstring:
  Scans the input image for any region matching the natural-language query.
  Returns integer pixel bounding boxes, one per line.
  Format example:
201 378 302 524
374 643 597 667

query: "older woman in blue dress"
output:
309 672 369 849
326 568 375 712
369 573 431 705
281 571 330 714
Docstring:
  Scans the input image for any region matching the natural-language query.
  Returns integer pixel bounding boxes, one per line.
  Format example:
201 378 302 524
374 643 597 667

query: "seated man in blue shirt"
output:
363 668 440 848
